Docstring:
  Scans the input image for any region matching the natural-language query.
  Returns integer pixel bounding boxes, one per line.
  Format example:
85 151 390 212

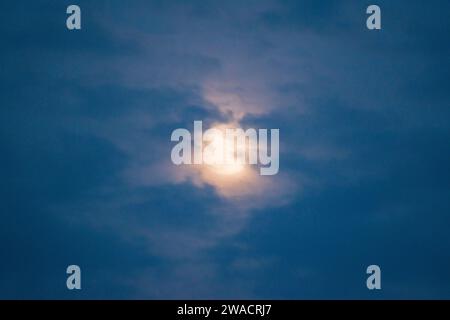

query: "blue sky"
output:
1 0 450 299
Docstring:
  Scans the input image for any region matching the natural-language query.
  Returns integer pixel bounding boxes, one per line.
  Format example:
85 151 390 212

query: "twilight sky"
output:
1 0 450 299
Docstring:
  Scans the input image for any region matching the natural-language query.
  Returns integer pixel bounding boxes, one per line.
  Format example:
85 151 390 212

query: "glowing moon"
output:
202 126 246 176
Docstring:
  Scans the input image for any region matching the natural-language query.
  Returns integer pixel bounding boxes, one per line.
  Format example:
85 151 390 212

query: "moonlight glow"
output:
201 124 246 176
171 121 279 176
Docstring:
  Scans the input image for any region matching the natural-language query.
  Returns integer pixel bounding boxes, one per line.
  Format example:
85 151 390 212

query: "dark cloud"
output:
1 0 450 298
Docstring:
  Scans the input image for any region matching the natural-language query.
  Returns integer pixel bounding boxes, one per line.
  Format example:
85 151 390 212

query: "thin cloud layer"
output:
2 0 450 299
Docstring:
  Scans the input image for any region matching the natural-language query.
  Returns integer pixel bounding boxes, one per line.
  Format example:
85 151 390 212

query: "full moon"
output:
202 125 246 176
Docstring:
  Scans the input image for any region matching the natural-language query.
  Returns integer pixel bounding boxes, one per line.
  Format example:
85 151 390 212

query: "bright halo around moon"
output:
189 121 265 200
169 119 282 200
201 123 246 176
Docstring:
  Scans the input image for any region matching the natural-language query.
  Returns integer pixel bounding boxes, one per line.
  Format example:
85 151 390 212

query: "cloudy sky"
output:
1 0 450 299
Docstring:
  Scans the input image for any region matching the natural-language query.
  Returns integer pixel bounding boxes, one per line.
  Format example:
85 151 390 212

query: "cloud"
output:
5 0 450 298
